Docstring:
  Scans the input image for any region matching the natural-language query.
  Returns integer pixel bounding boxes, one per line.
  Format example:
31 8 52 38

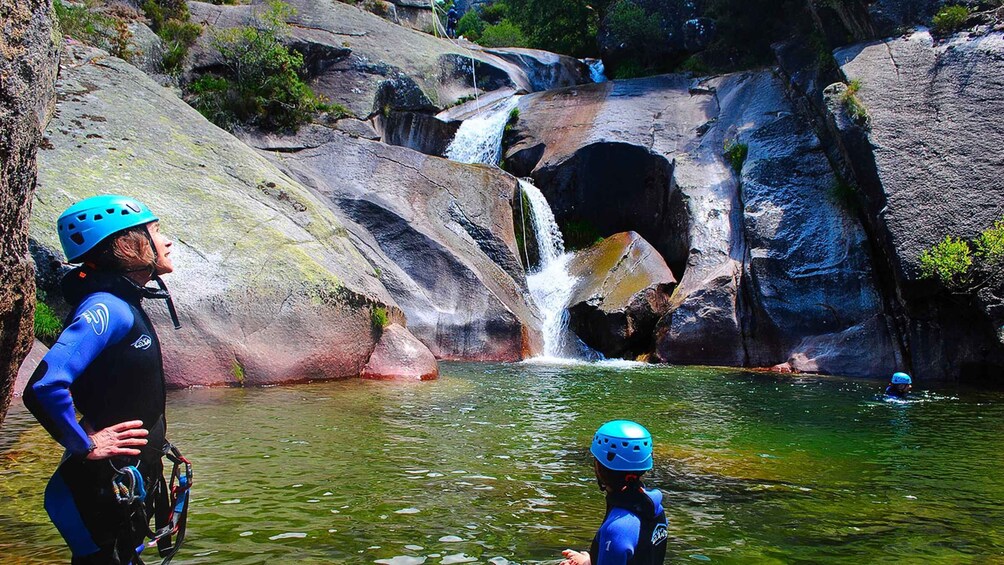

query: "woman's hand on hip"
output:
85 420 148 460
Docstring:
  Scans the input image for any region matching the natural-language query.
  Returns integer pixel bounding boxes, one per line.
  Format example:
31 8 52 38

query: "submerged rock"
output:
566 232 676 359
362 323 439 380
31 43 410 387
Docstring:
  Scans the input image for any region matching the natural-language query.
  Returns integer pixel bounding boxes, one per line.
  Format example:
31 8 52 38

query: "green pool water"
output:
2 362 1003 564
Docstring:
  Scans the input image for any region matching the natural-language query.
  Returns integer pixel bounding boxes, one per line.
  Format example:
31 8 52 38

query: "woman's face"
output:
148 222 174 275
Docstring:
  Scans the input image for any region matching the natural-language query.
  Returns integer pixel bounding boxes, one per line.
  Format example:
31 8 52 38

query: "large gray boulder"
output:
566 232 676 359
0 0 60 426
830 30 1004 380
506 70 900 376
245 126 543 361
31 43 431 387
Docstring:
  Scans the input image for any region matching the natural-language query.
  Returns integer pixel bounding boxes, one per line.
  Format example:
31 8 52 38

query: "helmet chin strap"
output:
120 225 181 330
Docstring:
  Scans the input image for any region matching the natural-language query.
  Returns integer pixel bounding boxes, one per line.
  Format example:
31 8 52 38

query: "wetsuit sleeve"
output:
594 508 641 565
22 294 135 455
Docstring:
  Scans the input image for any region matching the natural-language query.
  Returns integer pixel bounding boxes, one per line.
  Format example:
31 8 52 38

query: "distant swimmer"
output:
885 372 913 398
560 420 668 565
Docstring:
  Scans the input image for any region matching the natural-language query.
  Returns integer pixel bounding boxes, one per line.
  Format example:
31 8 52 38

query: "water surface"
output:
2 362 1003 563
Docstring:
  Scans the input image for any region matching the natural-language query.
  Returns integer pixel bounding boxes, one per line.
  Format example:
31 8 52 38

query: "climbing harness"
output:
140 444 193 565
113 443 192 565
111 464 147 506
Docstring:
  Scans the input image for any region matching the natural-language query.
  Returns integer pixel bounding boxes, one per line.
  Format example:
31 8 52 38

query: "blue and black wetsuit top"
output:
589 486 669 565
23 266 168 465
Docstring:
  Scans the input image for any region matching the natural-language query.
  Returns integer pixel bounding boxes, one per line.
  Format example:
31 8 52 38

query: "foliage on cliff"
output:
920 219 1004 291
187 0 328 132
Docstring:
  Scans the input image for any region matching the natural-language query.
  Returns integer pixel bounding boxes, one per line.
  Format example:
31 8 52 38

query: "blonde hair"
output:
88 225 156 272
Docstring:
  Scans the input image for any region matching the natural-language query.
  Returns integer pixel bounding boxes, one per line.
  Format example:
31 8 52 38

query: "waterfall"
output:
586 59 607 83
518 179 596 360
444 96 520 165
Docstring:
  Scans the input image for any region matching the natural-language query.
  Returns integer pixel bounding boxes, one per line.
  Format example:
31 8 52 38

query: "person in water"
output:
885 372 913 398
561 420 669 565
23 194 188 564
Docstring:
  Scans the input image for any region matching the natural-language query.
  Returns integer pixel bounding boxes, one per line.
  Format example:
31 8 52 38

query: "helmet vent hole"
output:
606 452 615 462
107 208 115 214
67 223 75 230
121 209 129 215
77 213 87 221
634 446 640 451
70 233 85 245
93 214 103 221
622 442 628 447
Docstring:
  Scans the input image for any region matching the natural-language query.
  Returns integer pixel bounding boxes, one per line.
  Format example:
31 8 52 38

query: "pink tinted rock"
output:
362 324 439 381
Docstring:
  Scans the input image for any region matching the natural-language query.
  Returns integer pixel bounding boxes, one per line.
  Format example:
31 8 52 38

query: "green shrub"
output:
479 19 528 47
920 235 972 288
160 19 202 74
480 2 508 25
457 9 486 40
724 139 748 174
34 299 63 345
231 359 246 384
612 60 647 79
974 218 1004 266
189 0 326 132
142 0 189 32
54 0 138 60
840 79 869 126
371 305 390 331
932 5 970 34
678 55 709 75
608 1 662 49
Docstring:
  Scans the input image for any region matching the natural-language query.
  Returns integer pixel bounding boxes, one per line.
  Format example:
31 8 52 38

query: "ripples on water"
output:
2 363 1003 563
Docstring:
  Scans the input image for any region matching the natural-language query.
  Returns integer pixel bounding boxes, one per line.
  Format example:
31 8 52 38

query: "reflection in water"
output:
2 363 1004 564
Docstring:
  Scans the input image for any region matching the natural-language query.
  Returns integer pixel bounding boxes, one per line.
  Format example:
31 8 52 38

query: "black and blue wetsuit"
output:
588 487 668 565
23 267 169 564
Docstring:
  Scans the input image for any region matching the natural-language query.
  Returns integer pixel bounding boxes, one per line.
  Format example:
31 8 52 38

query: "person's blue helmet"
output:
57 195 158 263
891 372 912 385
590 420 653 472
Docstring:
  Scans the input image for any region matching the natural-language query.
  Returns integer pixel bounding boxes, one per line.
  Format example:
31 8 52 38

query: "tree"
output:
503 0 600 56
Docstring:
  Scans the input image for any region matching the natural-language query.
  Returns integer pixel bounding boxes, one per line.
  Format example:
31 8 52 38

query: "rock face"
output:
31 43 433 387
828 30 1004 381
185 0 583 120
566 232 676 359
361 323 439 380
245 125 543 361
506 71 900 376
0 0 60 426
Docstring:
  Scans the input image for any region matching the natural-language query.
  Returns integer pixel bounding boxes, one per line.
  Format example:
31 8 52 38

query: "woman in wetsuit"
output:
23 195 184 564
561 420 669 565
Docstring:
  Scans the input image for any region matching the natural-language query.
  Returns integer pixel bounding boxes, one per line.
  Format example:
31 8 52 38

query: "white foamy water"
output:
518 180 597 360
586 59 607 83
444 97 520 165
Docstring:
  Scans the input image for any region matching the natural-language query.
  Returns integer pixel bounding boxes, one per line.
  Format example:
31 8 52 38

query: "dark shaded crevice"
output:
530 142 690 281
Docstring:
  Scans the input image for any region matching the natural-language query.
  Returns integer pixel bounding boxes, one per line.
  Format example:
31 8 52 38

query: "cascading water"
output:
444 96 520 165
442 94 593 361
518 179 596 360
586 59 607 83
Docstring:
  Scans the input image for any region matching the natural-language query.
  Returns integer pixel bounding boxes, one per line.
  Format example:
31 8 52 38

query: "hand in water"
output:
560 549 591 565
85 420 148 460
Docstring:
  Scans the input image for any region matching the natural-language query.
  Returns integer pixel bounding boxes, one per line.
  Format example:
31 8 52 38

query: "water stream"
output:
443 97 520 166
3 364 1003 564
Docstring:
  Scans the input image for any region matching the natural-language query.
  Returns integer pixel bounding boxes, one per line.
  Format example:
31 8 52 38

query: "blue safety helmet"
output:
891 372 912 385
590 420 653 472
57 195 158 263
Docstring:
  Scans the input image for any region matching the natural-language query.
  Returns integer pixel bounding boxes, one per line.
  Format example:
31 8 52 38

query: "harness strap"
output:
131 443 193 565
